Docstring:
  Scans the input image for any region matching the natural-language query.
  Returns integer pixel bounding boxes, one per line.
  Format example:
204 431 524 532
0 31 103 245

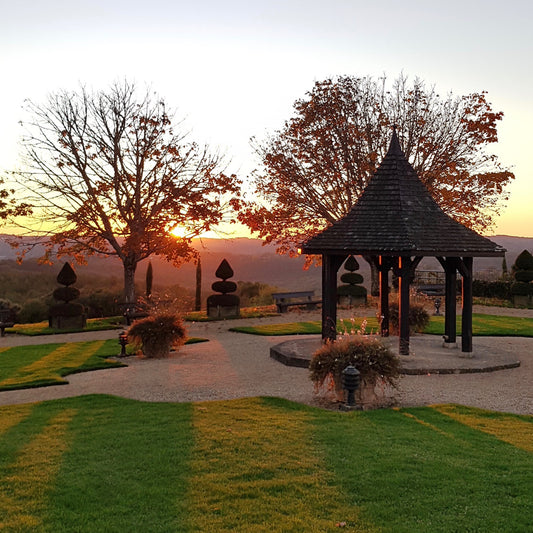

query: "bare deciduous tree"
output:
14 81 241 304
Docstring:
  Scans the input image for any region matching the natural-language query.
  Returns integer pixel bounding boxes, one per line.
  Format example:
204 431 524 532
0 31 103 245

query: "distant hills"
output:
0 235 531 294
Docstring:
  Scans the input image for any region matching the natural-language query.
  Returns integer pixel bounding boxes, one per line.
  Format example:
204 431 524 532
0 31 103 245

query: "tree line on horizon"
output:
0 75 515 305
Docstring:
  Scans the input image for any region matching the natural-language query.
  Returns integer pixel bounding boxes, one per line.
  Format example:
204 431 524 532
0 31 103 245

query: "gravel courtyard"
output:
0 306 531 415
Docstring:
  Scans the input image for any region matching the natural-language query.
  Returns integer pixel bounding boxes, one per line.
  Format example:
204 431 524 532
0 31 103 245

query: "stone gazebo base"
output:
270 335 521 375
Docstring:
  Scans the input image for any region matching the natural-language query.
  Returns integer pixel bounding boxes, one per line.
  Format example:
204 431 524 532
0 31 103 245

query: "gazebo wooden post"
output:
460 257 474 353
378 256 391 337
398 256 411 355
321 254 346 342
438 257 458 346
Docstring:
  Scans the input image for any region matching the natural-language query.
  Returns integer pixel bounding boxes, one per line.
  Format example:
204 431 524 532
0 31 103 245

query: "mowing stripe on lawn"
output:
0 408 76 531
0 341 105 388
42 396 193 532
434 404 533 453
400 411 456 439
187 397 372 532
0 404 34 438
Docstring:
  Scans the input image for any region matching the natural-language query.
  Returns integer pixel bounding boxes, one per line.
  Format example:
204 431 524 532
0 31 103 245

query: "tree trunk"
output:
363 255 380 296
146 261 153 300
123 259 138 306
195 257 202 311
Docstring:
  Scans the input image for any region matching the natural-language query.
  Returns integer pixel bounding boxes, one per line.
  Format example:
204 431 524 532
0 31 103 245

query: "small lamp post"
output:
434 298 442 315
118 331 128 357
341 365 361 408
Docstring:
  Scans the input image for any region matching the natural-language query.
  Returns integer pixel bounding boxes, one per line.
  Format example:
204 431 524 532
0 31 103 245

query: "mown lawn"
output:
230 313 533 337
7 317 125 336
0 340 128 391
0 337 207 392
0 395 531 532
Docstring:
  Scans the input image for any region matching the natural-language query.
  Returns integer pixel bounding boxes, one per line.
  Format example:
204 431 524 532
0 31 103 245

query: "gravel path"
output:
0 306 531 414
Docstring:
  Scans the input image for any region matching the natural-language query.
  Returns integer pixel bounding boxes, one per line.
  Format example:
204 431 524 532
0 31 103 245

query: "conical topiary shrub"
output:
337 255 367 306
206 259 240 318
49 262 86 329
511 250 533 306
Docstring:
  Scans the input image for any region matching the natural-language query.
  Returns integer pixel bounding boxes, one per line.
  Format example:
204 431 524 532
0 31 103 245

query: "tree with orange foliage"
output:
0 178 31 221
15 81 241 305
239 75 514 292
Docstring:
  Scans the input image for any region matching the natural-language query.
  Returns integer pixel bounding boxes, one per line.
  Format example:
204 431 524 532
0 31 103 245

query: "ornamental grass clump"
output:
127 314 186 358
388 302 430 334
309 335 401 395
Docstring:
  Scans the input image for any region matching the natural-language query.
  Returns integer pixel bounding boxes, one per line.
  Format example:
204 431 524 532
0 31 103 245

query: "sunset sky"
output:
1 0 531 238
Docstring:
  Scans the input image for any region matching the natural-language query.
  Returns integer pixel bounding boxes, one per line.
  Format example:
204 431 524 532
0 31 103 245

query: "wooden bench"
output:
0 308 15 336
122 305 149 326
272 291 321 313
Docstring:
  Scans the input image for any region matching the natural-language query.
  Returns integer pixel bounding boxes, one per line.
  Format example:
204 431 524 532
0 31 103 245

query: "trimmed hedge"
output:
472 280 512 300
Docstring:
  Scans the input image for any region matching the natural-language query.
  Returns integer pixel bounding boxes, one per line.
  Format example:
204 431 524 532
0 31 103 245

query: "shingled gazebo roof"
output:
301 130 505 257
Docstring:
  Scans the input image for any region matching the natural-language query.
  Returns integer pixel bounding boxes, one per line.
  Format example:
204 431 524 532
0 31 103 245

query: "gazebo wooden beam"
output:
378 256 394 336
460 257 473 353
398 256 411 355
397 256 421 355
437 257 459 346
321 254 347 342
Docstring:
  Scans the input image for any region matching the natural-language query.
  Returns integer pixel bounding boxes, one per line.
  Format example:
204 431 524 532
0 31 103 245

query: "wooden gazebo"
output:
301 130 505 355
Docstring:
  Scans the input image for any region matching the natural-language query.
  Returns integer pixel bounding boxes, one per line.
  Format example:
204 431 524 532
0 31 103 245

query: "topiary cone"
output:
57 262 77 286
215 259 234 281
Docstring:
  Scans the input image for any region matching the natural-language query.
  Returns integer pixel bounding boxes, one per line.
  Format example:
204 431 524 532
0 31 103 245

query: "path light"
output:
342 365 360 408
434 298 442 315
118 331 128 357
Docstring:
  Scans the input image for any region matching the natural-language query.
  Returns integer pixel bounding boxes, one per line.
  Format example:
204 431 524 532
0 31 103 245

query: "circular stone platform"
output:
270 335 521 375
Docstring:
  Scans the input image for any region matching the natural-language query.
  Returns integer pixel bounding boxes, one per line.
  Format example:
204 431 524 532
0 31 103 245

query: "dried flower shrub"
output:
127 314 186 358
388 302 430 334
309 335 400 393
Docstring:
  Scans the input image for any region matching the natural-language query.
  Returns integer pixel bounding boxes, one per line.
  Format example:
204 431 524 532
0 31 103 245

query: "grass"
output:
0 340 128 391
230 313 533 337
7 316 124 336
0 337 207 392
424 313 533 336
185 305 279 322
230 317 380 336
0 395 531 532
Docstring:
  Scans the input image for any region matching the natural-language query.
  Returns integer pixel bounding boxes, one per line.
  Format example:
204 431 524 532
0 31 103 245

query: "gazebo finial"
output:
388 125 403 156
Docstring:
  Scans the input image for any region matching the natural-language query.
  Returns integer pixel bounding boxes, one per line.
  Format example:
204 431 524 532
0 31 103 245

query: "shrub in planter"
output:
309 335 400 407
127 314 186 358
510 282 531 296
388 302 430 334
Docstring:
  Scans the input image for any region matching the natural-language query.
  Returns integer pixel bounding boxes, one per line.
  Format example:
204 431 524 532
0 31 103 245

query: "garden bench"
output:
0 308 15 336
272 291 321 313
122 305 149 326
